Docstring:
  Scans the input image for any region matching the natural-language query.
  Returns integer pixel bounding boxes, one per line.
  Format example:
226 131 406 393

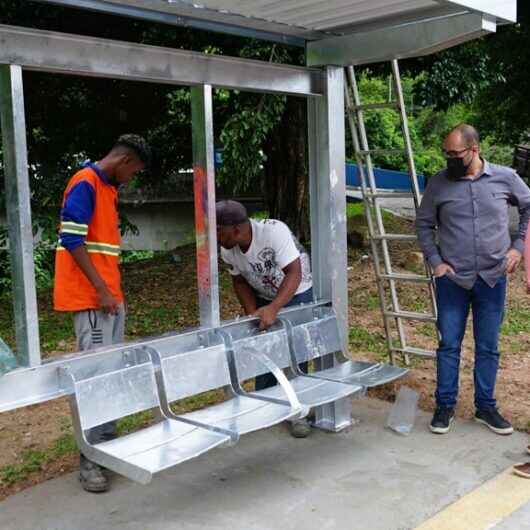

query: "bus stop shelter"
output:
0 3 526 524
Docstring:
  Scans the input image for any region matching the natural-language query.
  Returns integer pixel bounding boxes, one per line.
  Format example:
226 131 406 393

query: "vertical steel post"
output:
0 65 40 367
308 66 352 431
191 84 220 328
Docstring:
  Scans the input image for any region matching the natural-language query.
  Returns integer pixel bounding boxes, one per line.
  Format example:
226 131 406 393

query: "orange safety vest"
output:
53 167 123 311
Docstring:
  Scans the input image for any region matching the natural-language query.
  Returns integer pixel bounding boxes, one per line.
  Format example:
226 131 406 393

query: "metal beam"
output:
306 12 497 67
308 66 352 432
440 1 516 24
0 65 41 367
191 85 220 329
0 25 324 96
0 301 329 414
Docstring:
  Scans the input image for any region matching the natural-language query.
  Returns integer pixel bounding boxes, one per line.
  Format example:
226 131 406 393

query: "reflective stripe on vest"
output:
57 240 121 257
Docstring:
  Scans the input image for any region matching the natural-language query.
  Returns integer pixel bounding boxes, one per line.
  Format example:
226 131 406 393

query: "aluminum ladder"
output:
344 60 437 365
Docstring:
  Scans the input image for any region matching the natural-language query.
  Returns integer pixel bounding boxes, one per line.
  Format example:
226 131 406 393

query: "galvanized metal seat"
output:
146 334 305 438
62 351 231 485
223 320 364 409
281 306 408 388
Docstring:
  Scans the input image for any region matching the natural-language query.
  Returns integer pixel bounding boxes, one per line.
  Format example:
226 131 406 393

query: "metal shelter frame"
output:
0 0 516 432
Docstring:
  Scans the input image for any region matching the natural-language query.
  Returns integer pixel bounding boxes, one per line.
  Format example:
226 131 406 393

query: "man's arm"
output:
69 246 119 314
505 172 530 273
415 178 454 277
254 258 302 330
232 274 258 315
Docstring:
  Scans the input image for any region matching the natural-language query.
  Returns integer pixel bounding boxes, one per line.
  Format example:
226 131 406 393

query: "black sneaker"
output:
475 408 513 435
430 406 455 434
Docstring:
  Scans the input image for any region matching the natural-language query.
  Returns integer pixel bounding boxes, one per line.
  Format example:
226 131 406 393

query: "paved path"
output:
0 398 527 530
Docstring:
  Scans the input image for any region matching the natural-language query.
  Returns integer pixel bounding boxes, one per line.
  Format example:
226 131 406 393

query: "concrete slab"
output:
0 398 527 530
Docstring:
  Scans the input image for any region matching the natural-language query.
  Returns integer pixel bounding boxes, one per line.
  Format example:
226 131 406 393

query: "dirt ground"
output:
0 217 529 499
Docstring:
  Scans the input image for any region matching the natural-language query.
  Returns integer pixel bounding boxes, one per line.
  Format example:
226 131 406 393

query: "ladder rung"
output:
392 347 436 358
380 273 431 283
358 149 404 156
354 102 399 111
384 310 437 322
372 234 417 242
365 191 414 199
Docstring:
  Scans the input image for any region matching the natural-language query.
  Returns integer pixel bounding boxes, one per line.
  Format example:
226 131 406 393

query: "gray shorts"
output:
73 304 126 445
74 304 126 351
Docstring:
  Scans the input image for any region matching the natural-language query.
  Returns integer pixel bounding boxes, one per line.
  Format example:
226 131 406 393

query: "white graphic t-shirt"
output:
221 218 313 301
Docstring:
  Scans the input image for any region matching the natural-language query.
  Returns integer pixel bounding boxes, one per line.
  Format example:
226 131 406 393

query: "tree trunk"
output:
262 97 310 242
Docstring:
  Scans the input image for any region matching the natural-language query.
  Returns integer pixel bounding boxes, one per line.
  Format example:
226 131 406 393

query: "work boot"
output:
474 408 513 435
79 455 109 493
429 406 454 434
289 418 311 438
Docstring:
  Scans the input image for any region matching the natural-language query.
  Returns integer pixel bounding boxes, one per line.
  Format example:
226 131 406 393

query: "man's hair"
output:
450 123 480 148
216 200 249 227
113 134 152 167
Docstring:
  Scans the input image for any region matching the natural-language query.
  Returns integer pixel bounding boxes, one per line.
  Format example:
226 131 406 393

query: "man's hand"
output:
505 248 522 274
433 263 456 278
253 304 279 331
97 286 119 314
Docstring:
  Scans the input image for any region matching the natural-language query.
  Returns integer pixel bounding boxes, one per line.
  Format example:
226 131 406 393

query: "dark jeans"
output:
254 288 314 391
435 275 506 410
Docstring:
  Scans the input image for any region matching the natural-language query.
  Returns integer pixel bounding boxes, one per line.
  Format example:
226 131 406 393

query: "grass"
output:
349 325 387 357
501 307 530 335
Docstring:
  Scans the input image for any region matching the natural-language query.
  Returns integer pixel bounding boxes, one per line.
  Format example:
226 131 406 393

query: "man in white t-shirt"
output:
216 200 314 438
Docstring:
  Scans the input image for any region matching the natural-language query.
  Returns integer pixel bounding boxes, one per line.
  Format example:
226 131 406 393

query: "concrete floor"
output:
0 398 527 530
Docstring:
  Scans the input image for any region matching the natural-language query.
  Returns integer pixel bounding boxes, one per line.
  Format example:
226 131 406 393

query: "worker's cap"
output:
216 200 249 226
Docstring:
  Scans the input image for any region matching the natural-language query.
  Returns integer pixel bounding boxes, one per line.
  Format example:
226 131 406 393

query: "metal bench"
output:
221 318 365 410
61 349 231 485
281 305 408 387
59 303 407 485
145 331 306 438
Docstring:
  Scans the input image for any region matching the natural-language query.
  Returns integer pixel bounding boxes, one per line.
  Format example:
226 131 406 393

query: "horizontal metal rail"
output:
364 191 414 199
357 148 404 156
0 25 325 96
354 102 399 111
371 234 418 242
379 273 432 283
0 300 330 414
391 346 436 358
384 310 437 322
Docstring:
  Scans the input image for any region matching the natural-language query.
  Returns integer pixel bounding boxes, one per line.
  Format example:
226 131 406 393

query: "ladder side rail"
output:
346 65 408 362
391 60 439 326
344 81 396 363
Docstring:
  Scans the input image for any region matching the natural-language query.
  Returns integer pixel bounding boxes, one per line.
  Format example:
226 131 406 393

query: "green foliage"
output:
350 74 513 179
120 250 156 264
413 42 502 110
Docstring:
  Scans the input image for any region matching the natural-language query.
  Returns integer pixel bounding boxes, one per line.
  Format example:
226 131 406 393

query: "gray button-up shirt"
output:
416 160 530 289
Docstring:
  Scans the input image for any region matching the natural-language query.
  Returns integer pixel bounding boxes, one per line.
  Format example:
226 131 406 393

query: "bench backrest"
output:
73 361 160 431
289 314 342 365
161 344 232 402
231 328 292 381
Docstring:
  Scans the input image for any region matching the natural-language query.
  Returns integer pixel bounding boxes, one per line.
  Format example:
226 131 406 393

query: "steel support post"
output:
308 66 352 432
191 84 220 329
0 65 40 367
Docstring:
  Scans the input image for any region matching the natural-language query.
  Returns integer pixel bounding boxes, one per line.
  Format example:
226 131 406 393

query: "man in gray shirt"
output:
416 123 530 435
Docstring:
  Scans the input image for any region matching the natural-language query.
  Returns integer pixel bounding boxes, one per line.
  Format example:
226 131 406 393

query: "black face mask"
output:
446 154 471 180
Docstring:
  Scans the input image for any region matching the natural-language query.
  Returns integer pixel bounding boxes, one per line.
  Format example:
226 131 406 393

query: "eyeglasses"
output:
442 147 470 159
